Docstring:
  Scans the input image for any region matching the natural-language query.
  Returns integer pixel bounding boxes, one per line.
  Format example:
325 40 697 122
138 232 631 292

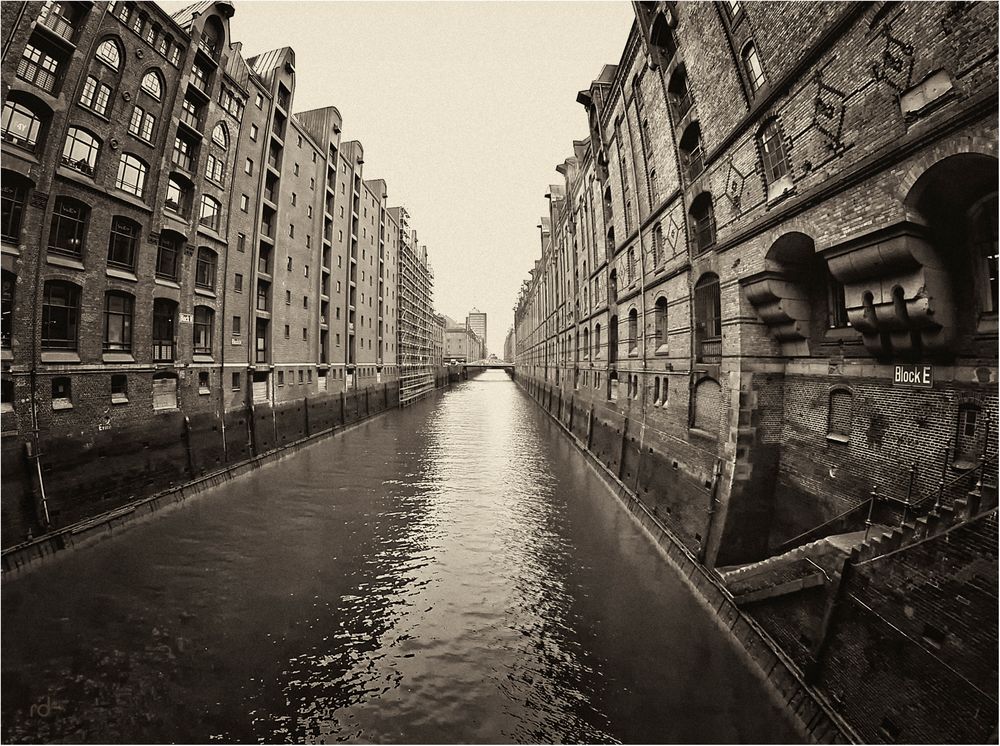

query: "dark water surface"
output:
2 371 798 743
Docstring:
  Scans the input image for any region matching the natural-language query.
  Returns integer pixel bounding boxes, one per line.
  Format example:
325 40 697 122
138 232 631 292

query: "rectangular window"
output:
232 315 241 335
103 292 133 352
80 76 111 116
284 324 290 338
107 217 138 269
51 376 71 408
250 123 258 141
232 372 241 391
302 328 308 341
237 233 246 252
193 307 213 355
278 370 284 386
111 374 128 403
244 158 253 175
234 273 243 292
128 106 155 142
240 194 249 212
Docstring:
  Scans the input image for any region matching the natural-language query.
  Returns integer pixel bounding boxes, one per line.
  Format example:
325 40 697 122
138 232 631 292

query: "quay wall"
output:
517 373 858 745
1 373 465 576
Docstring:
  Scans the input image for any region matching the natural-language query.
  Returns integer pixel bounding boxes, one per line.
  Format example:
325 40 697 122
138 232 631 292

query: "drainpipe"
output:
699 457 723 564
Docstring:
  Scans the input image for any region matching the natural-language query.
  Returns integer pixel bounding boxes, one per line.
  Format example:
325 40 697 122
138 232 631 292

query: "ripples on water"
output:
2 371 798 744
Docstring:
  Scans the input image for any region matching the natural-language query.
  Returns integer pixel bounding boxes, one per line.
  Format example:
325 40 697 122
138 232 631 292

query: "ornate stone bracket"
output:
824 221 954 359
742 270 812 357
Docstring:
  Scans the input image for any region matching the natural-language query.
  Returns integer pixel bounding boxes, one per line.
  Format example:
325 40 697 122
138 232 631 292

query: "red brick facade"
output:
513 2 997 739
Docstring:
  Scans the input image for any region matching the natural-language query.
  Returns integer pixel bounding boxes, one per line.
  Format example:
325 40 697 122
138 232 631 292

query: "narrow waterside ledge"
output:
517 376 860 746
1 387 446 581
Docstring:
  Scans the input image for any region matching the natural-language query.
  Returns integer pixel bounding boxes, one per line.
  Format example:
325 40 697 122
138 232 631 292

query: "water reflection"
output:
2 371 798 743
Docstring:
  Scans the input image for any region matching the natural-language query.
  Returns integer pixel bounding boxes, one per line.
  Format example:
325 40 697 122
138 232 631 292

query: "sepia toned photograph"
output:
0 0 997 743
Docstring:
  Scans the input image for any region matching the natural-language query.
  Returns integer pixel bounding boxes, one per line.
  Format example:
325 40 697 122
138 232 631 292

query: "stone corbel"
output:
825 221 954 359
741 270 812 356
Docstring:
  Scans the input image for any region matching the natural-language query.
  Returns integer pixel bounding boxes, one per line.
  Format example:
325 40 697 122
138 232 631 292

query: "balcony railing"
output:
152 340 175 363
682 147 704 182
17 58 58 94
179 107 201 130
698 337 722 364
172 149 193 171
671 91 693 121
38 10 77 42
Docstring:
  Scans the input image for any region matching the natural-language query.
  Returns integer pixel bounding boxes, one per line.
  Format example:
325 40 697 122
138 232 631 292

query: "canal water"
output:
2 370 798 743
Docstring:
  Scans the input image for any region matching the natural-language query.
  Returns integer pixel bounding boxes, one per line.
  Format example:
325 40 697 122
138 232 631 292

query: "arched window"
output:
678 121 704 182
627 247 637 282
115 153 148 197
2 99 44 151
742 42 766 93
1 172 30 243
652 224 664 266
583 327 590 360
828 388 853 441
152 298 177 362
667 65 692 121
211 122 228 149
103 291 134 352
61 127 100 175
199 195 221 230
140 70 163 100
155 231 182 280
95 39 122 71
165 174 190 216
107 216 139 270
609 267 618 303
627 308 638 354
694 273 721 363
594 323 602 359
692 377 722 435
48 197 88 258
195 246 217 290
969 193 999 313
654 296 668 352
649 12 677 68
193 306 214 356
41 280 81 349
689 192 716 253
758 118 790 188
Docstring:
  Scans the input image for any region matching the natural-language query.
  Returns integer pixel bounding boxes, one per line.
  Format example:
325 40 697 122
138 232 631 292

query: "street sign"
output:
893 364 933 387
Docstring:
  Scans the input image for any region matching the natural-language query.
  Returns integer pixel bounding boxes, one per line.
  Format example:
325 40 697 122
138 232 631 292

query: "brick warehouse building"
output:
0 0 440 544
513 1 997 741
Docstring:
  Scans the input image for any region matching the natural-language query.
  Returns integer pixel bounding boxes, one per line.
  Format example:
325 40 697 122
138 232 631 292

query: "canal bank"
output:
516 374 858 744
3 370 801 743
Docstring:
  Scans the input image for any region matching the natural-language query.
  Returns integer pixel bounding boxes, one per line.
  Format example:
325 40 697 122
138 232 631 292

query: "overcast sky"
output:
167 1 635 354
